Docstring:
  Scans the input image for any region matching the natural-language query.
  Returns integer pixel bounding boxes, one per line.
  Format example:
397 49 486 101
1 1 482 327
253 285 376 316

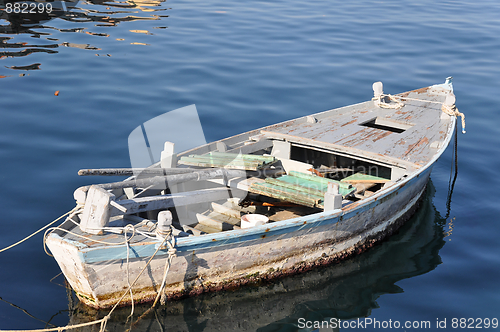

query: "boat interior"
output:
56 85 453 243
99 137 408 238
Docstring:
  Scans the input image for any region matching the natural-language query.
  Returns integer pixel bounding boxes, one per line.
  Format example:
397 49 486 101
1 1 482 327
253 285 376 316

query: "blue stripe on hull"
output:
80 166 433 264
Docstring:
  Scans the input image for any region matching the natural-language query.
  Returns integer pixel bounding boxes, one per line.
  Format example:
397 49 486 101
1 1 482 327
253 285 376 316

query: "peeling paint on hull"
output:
46 80 457 309
48 167 431 309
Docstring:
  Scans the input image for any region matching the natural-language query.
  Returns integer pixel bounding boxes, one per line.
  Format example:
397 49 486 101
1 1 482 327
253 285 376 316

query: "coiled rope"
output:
372 93 405 110
373 93 466 134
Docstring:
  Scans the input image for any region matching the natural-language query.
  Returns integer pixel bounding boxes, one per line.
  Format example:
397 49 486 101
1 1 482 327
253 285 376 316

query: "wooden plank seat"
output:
341 172 390 199
340 172 391 184
178 152 276 171
183 200 247 235
248 171 356 209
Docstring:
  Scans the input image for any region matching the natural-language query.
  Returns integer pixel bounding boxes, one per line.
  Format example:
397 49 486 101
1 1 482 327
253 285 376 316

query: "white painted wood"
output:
306 115 317 123
276 158 313 174
271 140 291 159
373 81 383 97
441 112 450 120
262 130 417 170
196 213 236 231
430 141 441 149
323 183 342 211
194 223 220 234
122 214 156 228
204 211 241 226
216 141 227 152
214 176 264 192
390 167 407 181
80 185 115 235
444 93 456 107
157 211 173 240
382 181 395 189
182 224 206 236
211 202 240 219
110 187 231 217
123 187 135 199
161 141 177 169
353 182 376 194
73 187 87 205
109 200 127 213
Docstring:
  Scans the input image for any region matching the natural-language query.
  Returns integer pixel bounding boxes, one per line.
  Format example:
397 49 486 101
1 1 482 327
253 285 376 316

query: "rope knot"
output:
441 103 466 134
167 246 177 257
372 94 405 110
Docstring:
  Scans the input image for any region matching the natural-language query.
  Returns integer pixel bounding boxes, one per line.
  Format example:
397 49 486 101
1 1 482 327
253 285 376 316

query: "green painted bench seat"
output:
178 152 276 171
249 171 355 209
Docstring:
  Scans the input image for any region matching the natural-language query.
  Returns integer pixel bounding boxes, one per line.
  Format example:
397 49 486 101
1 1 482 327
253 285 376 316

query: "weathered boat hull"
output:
49 165 432 308
69 185 444 330
46 80 458 308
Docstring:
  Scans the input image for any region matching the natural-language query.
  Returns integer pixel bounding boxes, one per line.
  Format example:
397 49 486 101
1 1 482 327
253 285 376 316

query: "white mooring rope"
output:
441 103 466 134
0 205 82 254
1 206 177 332
372 92 466 134
372 93 405 110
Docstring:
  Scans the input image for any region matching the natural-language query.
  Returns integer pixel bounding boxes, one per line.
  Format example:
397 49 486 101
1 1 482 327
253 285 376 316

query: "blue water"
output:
1 0 499 330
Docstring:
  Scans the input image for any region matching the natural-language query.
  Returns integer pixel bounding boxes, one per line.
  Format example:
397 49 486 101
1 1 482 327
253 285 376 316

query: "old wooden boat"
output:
45 78 462 309
68 184 444 330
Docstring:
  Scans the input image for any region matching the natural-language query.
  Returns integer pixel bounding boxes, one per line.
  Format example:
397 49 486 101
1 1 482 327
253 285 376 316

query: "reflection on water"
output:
0 0 167 72
67 182 446 332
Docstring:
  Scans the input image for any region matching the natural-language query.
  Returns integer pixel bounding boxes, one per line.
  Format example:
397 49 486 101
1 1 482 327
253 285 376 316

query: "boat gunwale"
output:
48 111 454 264
47 84 457 263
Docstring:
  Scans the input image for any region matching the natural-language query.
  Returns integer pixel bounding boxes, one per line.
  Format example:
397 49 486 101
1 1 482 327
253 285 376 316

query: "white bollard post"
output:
324 182 343 211
160 142 177 169
156 210 173 241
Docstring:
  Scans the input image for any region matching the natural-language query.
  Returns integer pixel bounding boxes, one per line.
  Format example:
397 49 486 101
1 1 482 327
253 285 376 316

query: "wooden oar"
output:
78 167 285 177
78 168 248 193
78 168 199 176
73 167 285 204
80 185 235 233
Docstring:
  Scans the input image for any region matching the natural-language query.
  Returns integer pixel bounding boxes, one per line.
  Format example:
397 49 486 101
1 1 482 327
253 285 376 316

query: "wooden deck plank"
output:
205 211 242 226
196 213 238 231
193 223 221 234
211 202 241 219
262 90 449 167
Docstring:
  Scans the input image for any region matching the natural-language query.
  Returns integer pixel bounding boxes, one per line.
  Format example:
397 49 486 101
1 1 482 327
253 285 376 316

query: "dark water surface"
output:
1 0 499 330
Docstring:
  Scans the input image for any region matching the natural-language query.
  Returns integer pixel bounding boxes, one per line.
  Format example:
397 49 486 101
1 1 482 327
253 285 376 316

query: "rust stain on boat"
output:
80 190 426 309
372 131 392 142
341 119 358 127
404 137 429 156
46 80 455 310
399 86 430 97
